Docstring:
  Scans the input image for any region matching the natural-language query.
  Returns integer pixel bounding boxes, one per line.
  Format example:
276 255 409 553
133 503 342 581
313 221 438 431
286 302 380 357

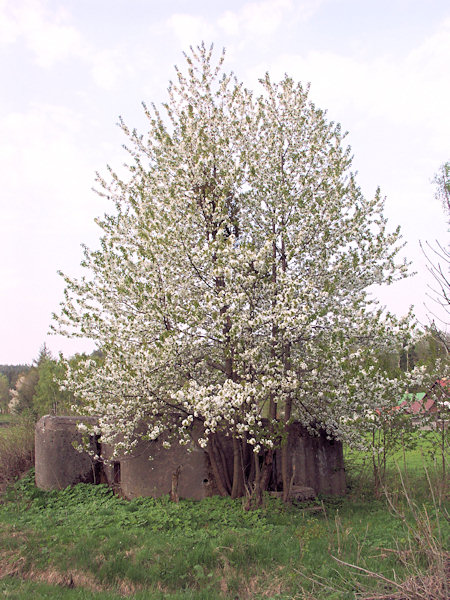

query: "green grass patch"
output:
344 429 447 497
1 461 448 599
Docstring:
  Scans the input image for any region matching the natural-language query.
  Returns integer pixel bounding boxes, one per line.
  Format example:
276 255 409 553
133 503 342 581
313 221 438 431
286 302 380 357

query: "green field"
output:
0 447 448 600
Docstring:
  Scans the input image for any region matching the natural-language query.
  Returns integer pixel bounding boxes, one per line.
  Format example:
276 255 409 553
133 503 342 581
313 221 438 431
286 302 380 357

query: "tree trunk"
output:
281 400 292 502
260 448 273 492
170 466 181 503
207 441 230 496
279 231 293 502
244 448 274 510
441 420 446 485
372 429 381 498
231 436 244 498
213 434 232 493
245 452 261 510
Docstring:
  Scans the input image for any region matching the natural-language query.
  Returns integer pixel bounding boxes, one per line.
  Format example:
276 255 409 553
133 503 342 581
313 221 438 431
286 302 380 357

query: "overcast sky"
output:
0 0 449 365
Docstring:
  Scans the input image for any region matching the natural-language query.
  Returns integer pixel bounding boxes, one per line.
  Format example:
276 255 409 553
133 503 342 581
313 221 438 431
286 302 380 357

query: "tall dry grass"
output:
332 464 449 600
0 413 35 489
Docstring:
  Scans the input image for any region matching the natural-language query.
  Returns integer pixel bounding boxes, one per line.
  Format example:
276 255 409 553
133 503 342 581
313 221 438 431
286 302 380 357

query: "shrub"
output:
0 412 35 488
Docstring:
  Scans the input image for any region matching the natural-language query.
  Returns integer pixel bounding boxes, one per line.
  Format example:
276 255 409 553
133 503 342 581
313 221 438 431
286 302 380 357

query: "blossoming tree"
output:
54 45 422 501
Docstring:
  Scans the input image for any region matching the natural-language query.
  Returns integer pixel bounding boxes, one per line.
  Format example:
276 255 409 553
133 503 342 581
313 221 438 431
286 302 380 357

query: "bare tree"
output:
421 162 450 342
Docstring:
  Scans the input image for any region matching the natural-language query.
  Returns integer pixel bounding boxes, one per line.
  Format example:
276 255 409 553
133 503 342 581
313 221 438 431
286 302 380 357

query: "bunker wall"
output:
35 416 346 497
35 415 99 490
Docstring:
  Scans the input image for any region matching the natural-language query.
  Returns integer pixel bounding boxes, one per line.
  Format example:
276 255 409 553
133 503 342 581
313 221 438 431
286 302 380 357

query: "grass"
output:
344 429 447 496
0 577 224 599
0 440 448 599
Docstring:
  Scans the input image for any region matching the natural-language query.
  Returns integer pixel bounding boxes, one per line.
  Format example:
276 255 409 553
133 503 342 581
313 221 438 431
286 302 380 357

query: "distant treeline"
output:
0 365 30 388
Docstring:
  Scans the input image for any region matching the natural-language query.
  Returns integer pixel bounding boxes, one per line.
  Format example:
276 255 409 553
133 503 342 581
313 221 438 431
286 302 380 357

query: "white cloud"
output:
0 99 125 363
219 0 292 37
0 0 127 90
0 103 88 353
217 10 240 36
0 0 86 67
0 0 20 43
90 49 124 91
166 0 318 47
0 102 109 252
253 15 450 136
166 14 217 48
217 0 322 38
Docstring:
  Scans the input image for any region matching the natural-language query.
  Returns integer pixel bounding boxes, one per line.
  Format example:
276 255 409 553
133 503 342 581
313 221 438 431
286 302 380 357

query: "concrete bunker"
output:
35 415 346 499
35 415 100 490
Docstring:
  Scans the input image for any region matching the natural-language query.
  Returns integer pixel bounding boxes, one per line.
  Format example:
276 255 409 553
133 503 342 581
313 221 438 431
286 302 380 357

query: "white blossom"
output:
52 45 422 460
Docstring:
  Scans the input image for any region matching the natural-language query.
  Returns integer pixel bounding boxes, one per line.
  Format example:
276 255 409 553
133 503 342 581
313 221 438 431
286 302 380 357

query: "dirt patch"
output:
29 567 103 591
0 551 27 579
217 568 286 599
0 556 142 597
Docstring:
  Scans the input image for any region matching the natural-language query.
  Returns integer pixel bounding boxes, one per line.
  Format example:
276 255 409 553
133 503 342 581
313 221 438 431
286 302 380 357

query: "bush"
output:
0 412 35 487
